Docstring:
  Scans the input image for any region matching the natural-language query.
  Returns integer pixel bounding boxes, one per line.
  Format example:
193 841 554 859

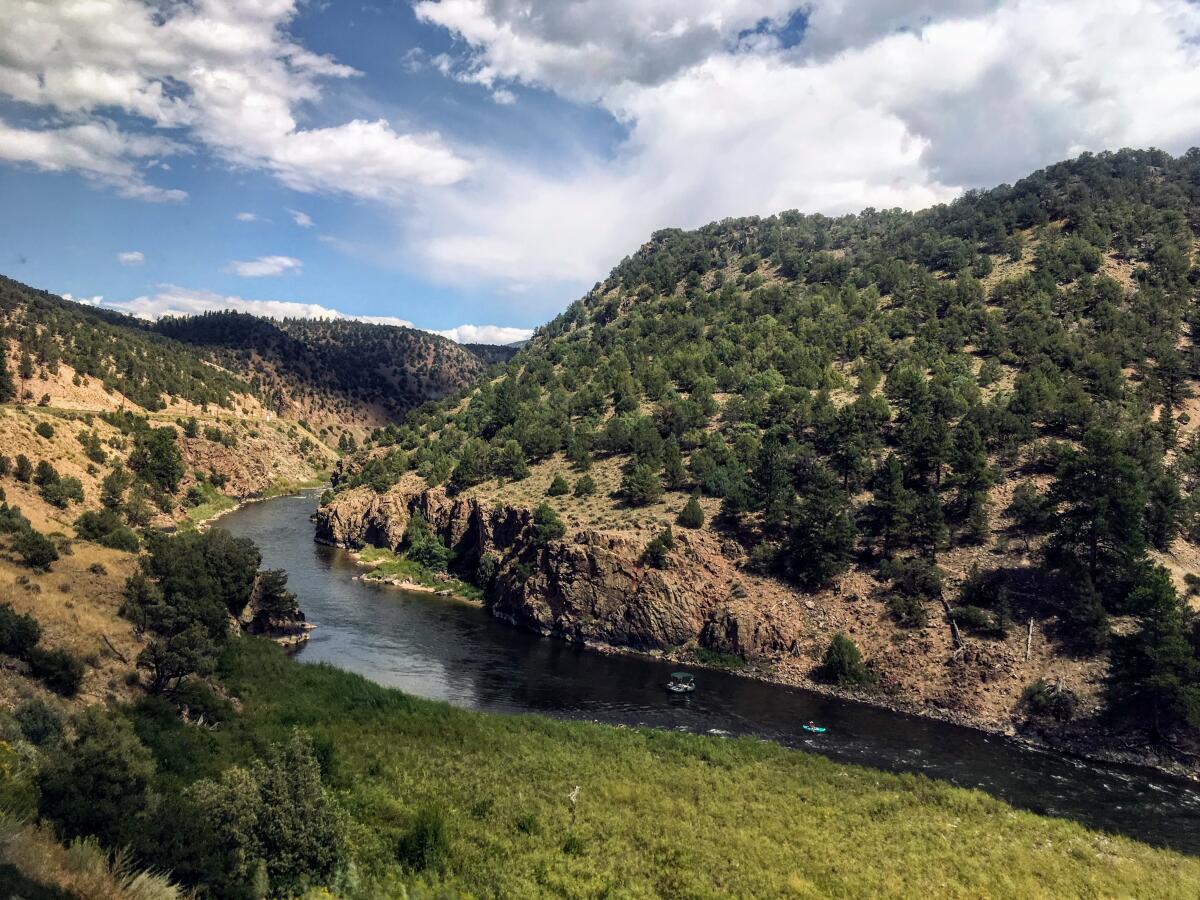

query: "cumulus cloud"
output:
236 212 258 222
117 250 144 265
287 208 313 227
433 324 533 344
0 118 185 201
102 285 526 343
226 255 303 278
405 0 1200 296
0 0 472 201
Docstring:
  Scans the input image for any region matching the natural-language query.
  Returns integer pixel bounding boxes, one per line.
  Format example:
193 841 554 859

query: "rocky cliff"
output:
314 479 1119 739
315 481 796 656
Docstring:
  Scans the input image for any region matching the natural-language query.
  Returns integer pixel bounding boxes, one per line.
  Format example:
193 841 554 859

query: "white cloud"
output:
117 250 144 265
490 89 516 105
405 0 1200 296
101 285 526 343
236 212 258 222
434 324 533 344
0 118 185 201
226 255 303 278
287 208 313 227
413 0 801 101
0 0 472 201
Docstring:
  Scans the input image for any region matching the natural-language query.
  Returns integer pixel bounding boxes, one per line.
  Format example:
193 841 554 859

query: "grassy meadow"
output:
129 638 1200 898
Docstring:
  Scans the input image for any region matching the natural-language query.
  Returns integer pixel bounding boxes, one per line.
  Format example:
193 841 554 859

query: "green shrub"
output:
645 526 675 569
15 697 64 745
12 529 58 570
533 504 566 544
0 603 41 658
573 474 596 497
40 476 84 508
28 647 85 697
547 473 569 496
13 455 32 483
622 463 662 507
819 633 873 687
34 422 54 439
396 806 449 872
951 605 994 631
37 708 154 849
1022 679 1078 722
677 494 705 528
888 593 928 628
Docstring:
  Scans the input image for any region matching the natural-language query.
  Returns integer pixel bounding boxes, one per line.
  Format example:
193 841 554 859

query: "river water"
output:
221 491 1200 854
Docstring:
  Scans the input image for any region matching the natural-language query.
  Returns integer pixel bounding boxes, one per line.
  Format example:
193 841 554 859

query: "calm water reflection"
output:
221 491 1200 853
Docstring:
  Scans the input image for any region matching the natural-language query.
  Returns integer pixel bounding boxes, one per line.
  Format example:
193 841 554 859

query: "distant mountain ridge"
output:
0 277 494 432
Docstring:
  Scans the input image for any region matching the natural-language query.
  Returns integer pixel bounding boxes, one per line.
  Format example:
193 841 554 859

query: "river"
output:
220 491 1200 854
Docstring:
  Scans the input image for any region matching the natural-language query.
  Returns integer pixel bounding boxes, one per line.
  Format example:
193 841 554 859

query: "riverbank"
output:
159 636 1200 896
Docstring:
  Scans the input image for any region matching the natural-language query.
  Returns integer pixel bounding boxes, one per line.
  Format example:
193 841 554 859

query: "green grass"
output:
133 639 1200 898
357 546 483 601
262 475 329 499
181 482 238 528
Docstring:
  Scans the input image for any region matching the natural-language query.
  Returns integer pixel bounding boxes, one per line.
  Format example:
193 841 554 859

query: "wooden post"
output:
1025 618 1034 662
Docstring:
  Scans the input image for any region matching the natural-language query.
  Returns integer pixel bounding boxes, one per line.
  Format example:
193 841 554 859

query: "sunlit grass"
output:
136 638 1200 898
356 546 483 601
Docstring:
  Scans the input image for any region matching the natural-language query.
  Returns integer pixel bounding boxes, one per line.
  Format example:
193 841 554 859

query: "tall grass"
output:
0 817 180 900
129 638 1200 898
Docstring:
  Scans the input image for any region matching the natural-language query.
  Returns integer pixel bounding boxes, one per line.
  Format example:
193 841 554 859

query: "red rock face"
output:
315 484 796 656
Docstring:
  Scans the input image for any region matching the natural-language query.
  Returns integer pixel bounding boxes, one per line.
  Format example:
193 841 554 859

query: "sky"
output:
2 1 1200 343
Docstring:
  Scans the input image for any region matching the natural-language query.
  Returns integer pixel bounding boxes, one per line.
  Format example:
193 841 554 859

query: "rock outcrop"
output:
314 483 796 656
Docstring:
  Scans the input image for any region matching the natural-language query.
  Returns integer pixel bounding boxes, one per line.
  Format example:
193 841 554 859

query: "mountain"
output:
320 147 1200 768
0 278 491 433
0 277 495 533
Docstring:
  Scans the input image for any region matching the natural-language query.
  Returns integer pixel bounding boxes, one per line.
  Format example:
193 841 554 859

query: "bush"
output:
396 806 449 872
819 633 873 687
34 422 54 439
403 514 453 572
533 503 566 544
951 605 994 631
0 456 10 477
37 708 155 849
622 463 663 507
40 476 84 508
0 603 41 658
15 698 64 746
677 494 705 529
75 508 139 551
14 455 32 483
645 526 675 569
573 474 596 497
1022 679 1078 722
547 473 570 496
888 593 928 627
180 730 346 895
12 529 58 570
28 647 85 696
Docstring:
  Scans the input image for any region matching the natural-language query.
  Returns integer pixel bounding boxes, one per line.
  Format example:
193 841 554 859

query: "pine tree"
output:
1106 563 1200 736
622 463 662 507
867 454 913 557
678 494 705 529
547 473 569 496
0 344 14 403
662 438 687 491
1048 427 1146 598
909 490 949 558
752 434 792 529
781 466 856 589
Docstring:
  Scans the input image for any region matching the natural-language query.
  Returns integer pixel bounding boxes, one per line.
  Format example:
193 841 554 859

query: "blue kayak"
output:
801 724 826 734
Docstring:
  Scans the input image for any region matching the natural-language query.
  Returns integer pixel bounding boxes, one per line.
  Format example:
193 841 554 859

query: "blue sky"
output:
2 1 1200 342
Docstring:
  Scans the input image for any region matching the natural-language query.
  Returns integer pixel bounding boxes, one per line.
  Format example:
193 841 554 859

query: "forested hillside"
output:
0 278 492 434
154 311 491 431
325 148 1200 762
